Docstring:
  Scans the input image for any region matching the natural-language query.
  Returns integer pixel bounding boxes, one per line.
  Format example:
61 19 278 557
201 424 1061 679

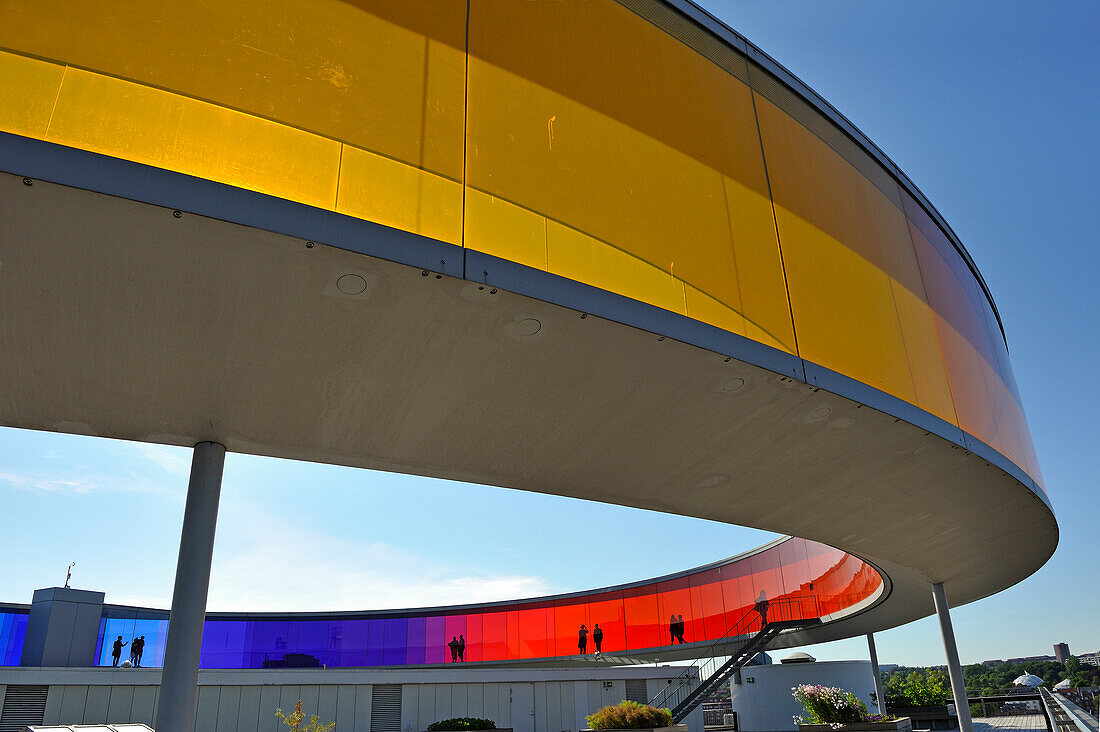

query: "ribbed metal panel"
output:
624 680 648 704
0 685 47 732
614 0 749 83
370 685 402 732
747 61 904 209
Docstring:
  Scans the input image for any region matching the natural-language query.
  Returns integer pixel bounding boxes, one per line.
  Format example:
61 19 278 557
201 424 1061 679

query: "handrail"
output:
1041 688 1099 732
648 596 821 711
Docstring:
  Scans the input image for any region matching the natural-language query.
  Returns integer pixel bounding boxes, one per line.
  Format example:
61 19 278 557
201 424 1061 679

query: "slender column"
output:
931 582 973 732
867 633 886 714
155 442 226 732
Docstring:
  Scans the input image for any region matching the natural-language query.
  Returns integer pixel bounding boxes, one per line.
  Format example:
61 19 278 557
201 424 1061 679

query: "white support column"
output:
867 633 886 714
931 582 973 732
155 442 226 732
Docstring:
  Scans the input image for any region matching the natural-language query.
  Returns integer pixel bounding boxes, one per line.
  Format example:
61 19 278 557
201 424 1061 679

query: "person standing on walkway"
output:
675 615 687 644
592 624 604 655
669 615 677 645
132 636 145 668
578 624 588 654
458 634 466 662
111 636 128 667
754 591 769 627
448 636 461 662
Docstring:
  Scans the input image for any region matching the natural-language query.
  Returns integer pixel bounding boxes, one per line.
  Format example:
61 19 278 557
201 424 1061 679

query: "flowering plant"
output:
792 684 869 728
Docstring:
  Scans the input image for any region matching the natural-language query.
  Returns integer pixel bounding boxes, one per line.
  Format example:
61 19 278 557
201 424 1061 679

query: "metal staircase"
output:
649 598 822 723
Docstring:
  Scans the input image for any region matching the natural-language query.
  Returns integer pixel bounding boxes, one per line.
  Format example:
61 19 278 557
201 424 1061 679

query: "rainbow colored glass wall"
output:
91 538 881 669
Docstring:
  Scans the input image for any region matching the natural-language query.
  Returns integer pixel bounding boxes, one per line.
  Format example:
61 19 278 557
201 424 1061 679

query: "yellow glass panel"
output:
466 0 790 350
547 222 687 316
46 68 341 210
0 0 467 181
756 93 943 406
773 206 915 400
338 146 462 246
723 176 797 354
0 51 65 140
891 280 958 424
464 189 547 272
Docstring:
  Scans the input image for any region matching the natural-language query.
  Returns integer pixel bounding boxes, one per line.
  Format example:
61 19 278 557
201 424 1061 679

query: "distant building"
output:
982 660 1004 666
1055 643 1071 663
1078 651 1100 667
1007 655 1055 664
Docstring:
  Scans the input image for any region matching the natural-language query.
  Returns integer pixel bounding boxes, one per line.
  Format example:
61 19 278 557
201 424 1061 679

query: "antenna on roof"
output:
64 561 75 588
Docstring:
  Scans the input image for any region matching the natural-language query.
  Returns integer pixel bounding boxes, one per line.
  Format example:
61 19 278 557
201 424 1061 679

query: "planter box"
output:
583 726 687 732
799 718 912 732
887 705 958 730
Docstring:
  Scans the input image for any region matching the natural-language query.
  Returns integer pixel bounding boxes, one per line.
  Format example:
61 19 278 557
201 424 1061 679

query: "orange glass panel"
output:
465 0 795 352
588 592 625 656
481 612 507 662
755 93 955 421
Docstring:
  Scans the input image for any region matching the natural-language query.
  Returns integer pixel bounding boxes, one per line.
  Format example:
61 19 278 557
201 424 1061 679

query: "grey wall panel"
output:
42 684 62 723
452 683 468 718
58 685 88 722
416 683 435 729
106 684 134 723
353 685 372 732
70 602 104 667
402 683 420 731
195 685 220 731
560 681 574 732
258 685 281 732
299 684 320 721
131 686 156 726
279 684 302 720
216 685 241 732
83 684 110 722
41 602 78 667
467 683 485 720
572 681 589 732
318 685 338 727
236 685 261 732
533 684 547 732
335 685 357 732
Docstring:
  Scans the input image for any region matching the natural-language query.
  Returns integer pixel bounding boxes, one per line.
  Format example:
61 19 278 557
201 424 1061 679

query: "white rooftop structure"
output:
1013 672 1044 688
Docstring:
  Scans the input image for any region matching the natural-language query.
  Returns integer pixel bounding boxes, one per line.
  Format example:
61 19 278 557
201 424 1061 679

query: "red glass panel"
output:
481 612 507 661
622 585 659 649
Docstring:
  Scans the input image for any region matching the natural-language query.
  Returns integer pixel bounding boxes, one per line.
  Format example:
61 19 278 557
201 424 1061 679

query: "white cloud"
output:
194 495 560 613
0 471 104 494
132 444 192 476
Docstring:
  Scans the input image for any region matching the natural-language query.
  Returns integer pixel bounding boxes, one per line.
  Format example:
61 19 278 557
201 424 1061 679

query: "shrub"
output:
585 700 674 729
427 718 497 731
792 684 869 727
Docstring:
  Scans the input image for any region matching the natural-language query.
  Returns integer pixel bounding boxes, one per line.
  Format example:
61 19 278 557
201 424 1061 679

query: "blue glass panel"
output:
382 618 407 665
405 616 426 665
366 619 385 666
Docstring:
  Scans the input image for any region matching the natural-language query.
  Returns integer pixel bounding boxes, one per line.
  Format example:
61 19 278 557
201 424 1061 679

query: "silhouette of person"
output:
675 615 687 644
592 624 604 654
133 636 145 668
578 624 588 654
111 636 129 667
458 634 466 662
448 636 461 663
754 591 769 627
669 614 677 645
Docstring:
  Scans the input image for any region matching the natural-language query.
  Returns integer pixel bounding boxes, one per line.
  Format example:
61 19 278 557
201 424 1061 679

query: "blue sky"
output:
1 1 1097 667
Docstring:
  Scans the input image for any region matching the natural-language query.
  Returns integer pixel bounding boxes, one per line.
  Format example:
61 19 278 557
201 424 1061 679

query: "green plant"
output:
426 718 497 731
792 685 869 727
585 700 674 729
884 669 951 706
275 700 335 732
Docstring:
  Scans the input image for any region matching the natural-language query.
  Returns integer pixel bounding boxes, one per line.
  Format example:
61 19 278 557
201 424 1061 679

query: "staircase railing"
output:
649 596 822 719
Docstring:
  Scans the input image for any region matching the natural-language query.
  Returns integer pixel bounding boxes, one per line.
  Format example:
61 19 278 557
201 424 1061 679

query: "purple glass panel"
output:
382 618 406 665
406 616 427 665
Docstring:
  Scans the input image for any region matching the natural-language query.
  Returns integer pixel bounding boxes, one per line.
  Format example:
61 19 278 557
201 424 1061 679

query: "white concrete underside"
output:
0 172 1058 647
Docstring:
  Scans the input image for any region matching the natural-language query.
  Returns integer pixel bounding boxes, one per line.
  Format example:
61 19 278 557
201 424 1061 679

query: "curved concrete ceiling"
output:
0 139 1058 654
